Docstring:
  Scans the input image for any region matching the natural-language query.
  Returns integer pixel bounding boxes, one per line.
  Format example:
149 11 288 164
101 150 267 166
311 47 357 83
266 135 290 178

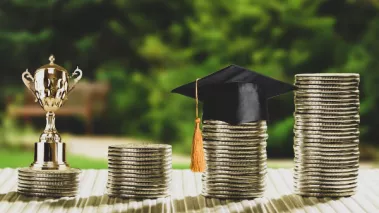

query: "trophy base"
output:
31 142 69 170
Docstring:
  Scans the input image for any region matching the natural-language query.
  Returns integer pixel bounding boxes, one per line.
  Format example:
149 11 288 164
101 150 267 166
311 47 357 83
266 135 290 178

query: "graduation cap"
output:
171 64 296 172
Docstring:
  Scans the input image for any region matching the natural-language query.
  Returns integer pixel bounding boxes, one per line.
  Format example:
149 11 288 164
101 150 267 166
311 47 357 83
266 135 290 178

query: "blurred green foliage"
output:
0 0 378 156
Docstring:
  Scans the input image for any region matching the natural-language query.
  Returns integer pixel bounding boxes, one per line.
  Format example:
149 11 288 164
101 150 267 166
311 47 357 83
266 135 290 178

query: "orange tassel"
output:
191 117 205 172
190 78 205 172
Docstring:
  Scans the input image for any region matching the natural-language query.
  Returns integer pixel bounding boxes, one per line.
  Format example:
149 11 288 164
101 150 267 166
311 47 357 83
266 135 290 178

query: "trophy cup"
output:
17 55 82 197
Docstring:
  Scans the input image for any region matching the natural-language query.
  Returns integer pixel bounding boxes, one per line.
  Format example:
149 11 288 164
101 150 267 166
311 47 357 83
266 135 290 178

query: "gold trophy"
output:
18 55 81 197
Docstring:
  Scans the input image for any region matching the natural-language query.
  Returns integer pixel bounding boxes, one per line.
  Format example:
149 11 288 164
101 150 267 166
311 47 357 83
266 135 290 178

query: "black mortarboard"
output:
172 64 296 125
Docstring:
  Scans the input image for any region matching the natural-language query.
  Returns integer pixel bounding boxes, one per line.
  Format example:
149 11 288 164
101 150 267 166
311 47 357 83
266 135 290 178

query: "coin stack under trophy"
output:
106 144 172 198
293 73 360 197
18 55 83 197
201 120 267 199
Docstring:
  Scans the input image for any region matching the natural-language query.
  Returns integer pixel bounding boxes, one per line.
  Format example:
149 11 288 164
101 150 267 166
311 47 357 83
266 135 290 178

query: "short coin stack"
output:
201 120 268 199
18 168 81 197
294 73 360 197
107 144 172 198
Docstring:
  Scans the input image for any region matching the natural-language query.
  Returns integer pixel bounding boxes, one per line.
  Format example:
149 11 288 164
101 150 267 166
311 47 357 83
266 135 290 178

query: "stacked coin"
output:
107 144 172 199
294 73 360 197
18 167 80 197
201 120 267 199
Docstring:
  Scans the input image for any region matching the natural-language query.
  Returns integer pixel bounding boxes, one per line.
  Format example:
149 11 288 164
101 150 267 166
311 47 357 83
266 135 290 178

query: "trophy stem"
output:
40 112 61 143
45 112 56 133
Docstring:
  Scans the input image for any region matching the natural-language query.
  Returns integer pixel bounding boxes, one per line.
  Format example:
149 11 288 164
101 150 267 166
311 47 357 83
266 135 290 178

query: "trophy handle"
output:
22 69 38 102
68 66 83 94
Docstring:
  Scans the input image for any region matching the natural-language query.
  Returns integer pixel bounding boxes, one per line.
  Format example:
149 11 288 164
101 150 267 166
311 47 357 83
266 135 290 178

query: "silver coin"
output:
295 83 358 89
294 144 359 151
202 126 267 132
204 137 268 142
107 158 172 165
295 95 359 101
203 179 265 185
294 134 359 140
203 144 266 150
203 129 267 135
294 113 360 121
294 182 358 189
295 73 359 77
293 137 359 143
202 132 268 139
107 192 169 199
202 174 264 181
205 169 267 175
203 187 265 194
108 149 172 156
295 106 359 111
108 152 171 158
17 187 78 194
18 191 78 198
294 126 358 132
107 162 171 169
18 183 79 191
295 191 356 197
108 170 171 177
293 145 359 152
206 165 267 171
293 159 358 166
107 184 169 191
108 154 172 159
294 187 357 194
205 156 267 163
295 94 360 100
109 143 171 150
295 110 358 116
294 129 359 135
18 167 80 175
18 178 79 186
106 184 170 191
293 166 358 173
204 148 266 154
107 188 169 196
293 175 359 182
202 190 264 196
204 150 267 157
294 153 359 160
202 176 265 183
293 179 358 186
107 192 170 199
294 171 358 178
206 158 267 164
295 80 360 85
204 139 267 144
203 120 266 126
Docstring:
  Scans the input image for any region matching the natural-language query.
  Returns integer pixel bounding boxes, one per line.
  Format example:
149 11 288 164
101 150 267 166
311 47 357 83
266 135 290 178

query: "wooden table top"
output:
0 168 378 213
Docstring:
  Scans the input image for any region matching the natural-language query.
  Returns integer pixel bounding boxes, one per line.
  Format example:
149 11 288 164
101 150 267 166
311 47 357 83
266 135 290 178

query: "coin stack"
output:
201 120 268 199
18 168 80 197
293 73 360 197
107 144 172 198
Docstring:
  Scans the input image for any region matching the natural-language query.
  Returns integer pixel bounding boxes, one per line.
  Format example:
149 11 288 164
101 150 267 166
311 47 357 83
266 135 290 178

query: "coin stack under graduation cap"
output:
201 120 267 199
293 73 360 197
18 168 80 197
106 144 172 198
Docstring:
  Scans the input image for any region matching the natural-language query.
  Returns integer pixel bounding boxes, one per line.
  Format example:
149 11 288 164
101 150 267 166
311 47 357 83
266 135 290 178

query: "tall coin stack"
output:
201 120 268 199
294 73 360 197
107 144 172 198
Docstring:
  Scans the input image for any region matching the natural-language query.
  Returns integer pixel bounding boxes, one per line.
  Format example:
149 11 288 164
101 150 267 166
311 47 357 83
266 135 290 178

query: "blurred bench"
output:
7 82 109 134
